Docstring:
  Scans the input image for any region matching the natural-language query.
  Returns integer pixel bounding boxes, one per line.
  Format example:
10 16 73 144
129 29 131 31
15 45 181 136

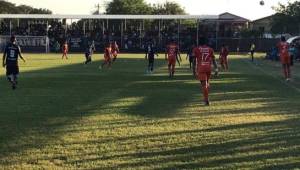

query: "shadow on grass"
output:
0 57 299 169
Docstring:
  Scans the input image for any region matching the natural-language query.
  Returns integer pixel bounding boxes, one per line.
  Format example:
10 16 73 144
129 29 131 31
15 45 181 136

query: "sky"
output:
6 0 296 20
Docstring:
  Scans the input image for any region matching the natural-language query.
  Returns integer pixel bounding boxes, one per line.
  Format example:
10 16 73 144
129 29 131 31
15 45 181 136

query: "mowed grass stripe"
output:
0 54 299 169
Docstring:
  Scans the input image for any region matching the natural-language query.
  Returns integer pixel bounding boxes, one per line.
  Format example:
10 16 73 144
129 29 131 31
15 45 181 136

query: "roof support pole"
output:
196 19 199 46
9 20 12 36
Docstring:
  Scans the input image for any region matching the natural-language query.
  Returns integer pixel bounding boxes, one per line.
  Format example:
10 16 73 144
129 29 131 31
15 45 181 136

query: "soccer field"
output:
0 53 300 169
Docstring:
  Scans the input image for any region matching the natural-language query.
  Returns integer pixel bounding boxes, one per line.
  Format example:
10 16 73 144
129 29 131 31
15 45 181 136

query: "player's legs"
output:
286 64 291 80
192 58 196 76
282 64 288 79
84 53 89 64
171 63 176 77
224 57 229 71
251 51 254 62
112 53 117 62
168 63 172 77
148 59 154 72
198 71 211 105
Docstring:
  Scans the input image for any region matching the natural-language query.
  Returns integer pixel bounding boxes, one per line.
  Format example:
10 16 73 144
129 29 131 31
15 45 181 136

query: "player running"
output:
187 44 196 76
193 37 218 106
219 44 229 71
165 40 181 78
112 41 120 63
84 41 96 65
277 36 291 81
62 41 69 60
2 35 26 90
100 43 113 69
145 42 158 74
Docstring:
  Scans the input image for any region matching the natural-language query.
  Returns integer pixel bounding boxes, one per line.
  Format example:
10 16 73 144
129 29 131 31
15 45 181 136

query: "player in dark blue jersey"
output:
187 44 196 76
145 42 158 74
2 35 26 90
84 41 96 65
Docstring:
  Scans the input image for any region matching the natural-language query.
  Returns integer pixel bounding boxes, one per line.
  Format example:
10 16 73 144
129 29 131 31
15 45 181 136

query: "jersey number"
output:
201 52 209 62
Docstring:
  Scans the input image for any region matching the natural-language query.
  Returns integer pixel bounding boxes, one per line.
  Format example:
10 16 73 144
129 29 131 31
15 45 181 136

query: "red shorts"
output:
220 56 227 64
280 56 290 65
197 71 211 81
168 58 176 66
104 56 111 62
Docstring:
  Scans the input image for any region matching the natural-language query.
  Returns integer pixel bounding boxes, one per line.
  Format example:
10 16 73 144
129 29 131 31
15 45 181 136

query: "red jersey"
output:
220 47 229 58
104 47 112 58
63 44 68 52
193 45 215 73
166 43 179 60
277 42 289 58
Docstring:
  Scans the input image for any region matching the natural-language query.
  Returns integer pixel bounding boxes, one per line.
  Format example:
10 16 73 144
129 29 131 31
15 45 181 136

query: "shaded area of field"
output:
0 54 300 169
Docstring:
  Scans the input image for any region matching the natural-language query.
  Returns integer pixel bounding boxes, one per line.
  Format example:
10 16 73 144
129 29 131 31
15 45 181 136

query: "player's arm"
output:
2 50 6 67
176 49 182 66
18 47 26 63
165 48 168 60
145 51 148 60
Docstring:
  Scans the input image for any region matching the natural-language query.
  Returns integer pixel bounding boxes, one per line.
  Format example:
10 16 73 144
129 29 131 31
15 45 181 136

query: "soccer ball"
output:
260 0 265 6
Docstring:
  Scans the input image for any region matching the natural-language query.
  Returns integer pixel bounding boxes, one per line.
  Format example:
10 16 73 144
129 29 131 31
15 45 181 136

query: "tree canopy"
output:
271 1 300 34
0 0 52 14
105 0 186 15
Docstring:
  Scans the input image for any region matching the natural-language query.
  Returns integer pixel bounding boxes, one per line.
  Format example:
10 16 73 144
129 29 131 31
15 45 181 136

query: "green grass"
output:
0 53 300 169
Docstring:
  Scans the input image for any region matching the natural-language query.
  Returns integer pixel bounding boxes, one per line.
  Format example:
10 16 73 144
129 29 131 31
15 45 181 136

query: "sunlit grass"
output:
0 53 300 169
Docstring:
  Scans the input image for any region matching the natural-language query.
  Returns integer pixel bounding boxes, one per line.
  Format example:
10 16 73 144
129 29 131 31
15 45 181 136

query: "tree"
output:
106 0 152 15
0 0 52 14
271 1 300 35
151 2 186 15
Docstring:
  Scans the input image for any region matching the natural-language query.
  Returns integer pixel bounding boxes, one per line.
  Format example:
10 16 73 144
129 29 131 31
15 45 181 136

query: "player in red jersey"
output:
277 36 291 81
165 40 181 78
193 37 218 106
112 41 120 63
219 44 229 71
62 41 69 60
100 43 112 69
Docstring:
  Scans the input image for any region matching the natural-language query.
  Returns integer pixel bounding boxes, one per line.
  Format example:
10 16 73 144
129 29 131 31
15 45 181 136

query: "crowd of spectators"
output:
0 20 210 52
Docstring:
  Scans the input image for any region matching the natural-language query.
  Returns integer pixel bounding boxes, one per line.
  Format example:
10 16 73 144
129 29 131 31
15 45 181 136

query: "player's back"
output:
194 45 214 72
221 47 229 56
278 42 289 57
63 44 68 51
5 43 20 65
105 47 112 57
167 43 179 59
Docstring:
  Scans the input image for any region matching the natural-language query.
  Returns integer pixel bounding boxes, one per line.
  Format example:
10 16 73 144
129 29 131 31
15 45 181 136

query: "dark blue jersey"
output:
145 45 156 59
4 43 21 66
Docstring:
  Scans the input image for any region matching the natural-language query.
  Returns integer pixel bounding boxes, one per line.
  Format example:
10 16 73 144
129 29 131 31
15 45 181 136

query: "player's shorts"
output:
63 50 68 55
148 57 154 63
6 65 19 76
168 58 176 66
220 56 227 64
85 52 91 59
197 71 211 81
281 56 290 65
104 56 111 62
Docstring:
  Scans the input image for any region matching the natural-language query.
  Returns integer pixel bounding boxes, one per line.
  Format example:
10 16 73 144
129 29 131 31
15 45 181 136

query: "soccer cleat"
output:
204 100 210 106
286 78 291 82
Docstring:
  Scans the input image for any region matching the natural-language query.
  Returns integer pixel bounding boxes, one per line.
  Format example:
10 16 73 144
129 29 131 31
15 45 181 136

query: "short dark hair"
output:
10 35 16 42
199 36 207 46
281 36 286 42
